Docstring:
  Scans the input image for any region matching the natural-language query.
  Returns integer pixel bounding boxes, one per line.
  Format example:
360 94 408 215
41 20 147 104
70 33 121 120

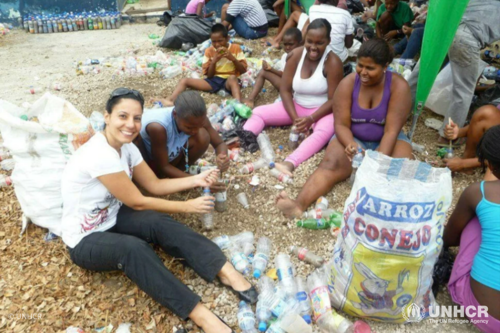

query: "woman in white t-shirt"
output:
61 88 254 333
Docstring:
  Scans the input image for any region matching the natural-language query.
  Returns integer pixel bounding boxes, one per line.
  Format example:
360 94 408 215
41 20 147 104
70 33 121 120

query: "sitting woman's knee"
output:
319 154 338 171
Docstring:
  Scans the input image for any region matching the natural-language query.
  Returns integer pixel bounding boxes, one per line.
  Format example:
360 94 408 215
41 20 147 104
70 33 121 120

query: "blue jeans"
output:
394 24 425 59
231 15 267 39
330 131 410 150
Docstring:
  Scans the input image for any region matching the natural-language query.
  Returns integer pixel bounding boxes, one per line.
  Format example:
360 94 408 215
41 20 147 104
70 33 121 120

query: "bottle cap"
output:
269 162 275 168
258 322 267 332
239 300 246 307
303 314 312 324
253 270 261 279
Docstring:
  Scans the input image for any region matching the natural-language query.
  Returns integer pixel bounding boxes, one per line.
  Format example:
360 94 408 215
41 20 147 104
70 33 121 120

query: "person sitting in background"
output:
136 91 229 187
376 0 413 41
243 19 344 176
272 0 303 40
62 88 256 333
185 0 216 19
221 0 269 39
444 125 500 333
243 28 302 108
442 105 500 179
276 38 413 218
158 24 247 106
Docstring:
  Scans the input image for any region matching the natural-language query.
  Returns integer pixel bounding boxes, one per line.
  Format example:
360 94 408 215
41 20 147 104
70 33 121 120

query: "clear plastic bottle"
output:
160 66 182 79
239 158 273 174
238 301 257 333
270 169 293 184
0 149 11 161
275 253 297 298
257 132 276 165
289 246 325 268
257 275 275 295
214 189 227 212
307 270 333 327
303 208 337 219
253 237 272 278
231 231 254 256
229 242 250 275
256 294 272 332
212 235 230 250
349 148 364 185
0 175 12 187
288 126 299 150
295 277 312 324
445 147 454 159
1 158 15 171
200 187 214 230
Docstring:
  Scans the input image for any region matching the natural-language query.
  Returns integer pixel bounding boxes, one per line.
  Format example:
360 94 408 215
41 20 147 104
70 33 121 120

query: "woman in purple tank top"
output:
276 39 413 218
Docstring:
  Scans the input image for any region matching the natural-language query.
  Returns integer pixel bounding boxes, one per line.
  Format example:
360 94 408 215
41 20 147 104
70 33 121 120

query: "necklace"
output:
183 140 189 172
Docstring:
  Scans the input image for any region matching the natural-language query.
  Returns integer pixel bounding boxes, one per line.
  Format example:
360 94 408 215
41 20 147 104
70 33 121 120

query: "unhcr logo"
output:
402 303 425 323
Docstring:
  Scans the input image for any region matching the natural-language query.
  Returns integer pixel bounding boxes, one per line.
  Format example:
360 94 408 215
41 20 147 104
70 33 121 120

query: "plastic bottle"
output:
28 20 34 33
295 277 312 324
270 169 293 184
307 270 331 323
212 235 230 250
214 189 227 212
256 295 272 332
89 111 105 132
1 159 15 171
98 16 103 29
253 237 272 278
257 276 275 295
229 242 250 275
200 187 214 230
51 19 58 32
295 216 341 230
72 17 78 31
231 231 254 256
239 158 272 174
445 147 454 159
88 16 94 30
160 66 182 79
227 100 252 119
67 18 73 32
27 86 41 94
349 147 364 185
289 246 325 268
0 175 12 187
257 132 276 165
303 208 339 220
275 253 297 298
238 301 257 333
83 15 89 30
288 126 299 150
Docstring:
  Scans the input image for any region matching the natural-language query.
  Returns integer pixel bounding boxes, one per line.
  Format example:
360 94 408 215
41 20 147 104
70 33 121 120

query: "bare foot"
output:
242 98 255 108
275 161 294 177
276 191 303 218
189 304 232 333
217 262 251 291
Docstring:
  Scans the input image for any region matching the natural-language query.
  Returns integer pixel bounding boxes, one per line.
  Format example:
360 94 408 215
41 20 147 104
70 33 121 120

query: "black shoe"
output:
232 285 258 304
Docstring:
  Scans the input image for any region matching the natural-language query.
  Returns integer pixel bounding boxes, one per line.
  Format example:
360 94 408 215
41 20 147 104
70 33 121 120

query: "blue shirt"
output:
139 107 190 162
471 181 500 291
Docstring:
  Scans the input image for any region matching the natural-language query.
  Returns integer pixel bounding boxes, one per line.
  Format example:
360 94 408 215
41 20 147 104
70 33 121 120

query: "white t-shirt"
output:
61 132 143 248
309 4 354 62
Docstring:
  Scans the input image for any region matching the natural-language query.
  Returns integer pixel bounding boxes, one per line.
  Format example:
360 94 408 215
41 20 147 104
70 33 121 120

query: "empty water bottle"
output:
295 277 312 324
214 189 227 212
200 187 214 230
212 234 230 250
296 216 341 230
231 231 254 256
445 147 454 159
239 158 272 174
160 66 182 79
303 208 338 219
256 295 273 332
257 276 275 295
253 237 272 278
289 246 325 268
307 270 337 332
288 126 299 150
0 175 12 187
257 132 275 165
270 169 293 184
275 253 297 298
349 147 364 185
238 301 257 333
229 242 250 275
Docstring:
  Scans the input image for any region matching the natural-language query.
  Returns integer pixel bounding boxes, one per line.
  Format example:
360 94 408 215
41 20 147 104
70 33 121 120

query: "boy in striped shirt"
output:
162 24 247 106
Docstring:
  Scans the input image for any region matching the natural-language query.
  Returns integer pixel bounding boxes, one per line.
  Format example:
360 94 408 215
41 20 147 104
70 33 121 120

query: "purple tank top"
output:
350 71 392 142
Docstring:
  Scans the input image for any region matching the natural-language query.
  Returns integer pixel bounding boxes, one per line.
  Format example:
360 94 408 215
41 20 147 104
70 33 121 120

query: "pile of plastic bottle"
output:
211 232 363 333
0 23 11 36
21 11 122 34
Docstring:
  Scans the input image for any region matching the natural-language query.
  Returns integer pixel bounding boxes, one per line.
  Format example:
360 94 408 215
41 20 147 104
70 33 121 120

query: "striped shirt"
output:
202 43 248 79
226 0 268 29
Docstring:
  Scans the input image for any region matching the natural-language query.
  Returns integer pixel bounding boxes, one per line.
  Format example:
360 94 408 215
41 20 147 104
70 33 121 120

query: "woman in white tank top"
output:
243 18 344 176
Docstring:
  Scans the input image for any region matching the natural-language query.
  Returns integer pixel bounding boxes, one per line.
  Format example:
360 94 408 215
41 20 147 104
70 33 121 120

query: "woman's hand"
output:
184 196 215 214
443 157 464 172
193 169 219 188
345 142 359 162
294 116 313 133
262 60 271 71
444 119 459 141
216 153 230 172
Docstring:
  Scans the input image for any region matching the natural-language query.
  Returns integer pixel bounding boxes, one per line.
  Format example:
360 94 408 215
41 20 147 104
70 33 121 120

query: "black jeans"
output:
68 205 227 319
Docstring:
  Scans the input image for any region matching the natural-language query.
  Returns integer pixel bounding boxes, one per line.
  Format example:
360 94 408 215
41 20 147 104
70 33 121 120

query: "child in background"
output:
244 28 302 108
185 0 216 19
160 24 247 106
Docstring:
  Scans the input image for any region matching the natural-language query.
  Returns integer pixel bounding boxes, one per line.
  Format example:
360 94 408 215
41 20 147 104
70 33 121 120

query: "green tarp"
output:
409 0 470 139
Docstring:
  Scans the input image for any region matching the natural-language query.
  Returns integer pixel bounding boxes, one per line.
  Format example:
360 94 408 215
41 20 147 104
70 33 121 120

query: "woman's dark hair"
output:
106 88 144 114
175 91 207 119
357 38 394 66
306 18 332 41
477 125 500 173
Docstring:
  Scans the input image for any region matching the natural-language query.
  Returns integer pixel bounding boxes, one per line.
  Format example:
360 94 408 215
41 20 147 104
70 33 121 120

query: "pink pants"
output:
448 217 500 333
243 101 334 167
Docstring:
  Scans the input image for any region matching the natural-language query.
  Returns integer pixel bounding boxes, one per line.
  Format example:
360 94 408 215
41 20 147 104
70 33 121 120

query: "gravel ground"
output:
0 23 482 332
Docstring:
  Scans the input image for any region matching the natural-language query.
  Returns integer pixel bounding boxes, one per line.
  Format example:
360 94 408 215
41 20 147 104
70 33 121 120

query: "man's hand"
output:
443 157 464 172
444 119 459 141
262 60 271 71
384 30 398 41
294 117 313 133
216 153 230 172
